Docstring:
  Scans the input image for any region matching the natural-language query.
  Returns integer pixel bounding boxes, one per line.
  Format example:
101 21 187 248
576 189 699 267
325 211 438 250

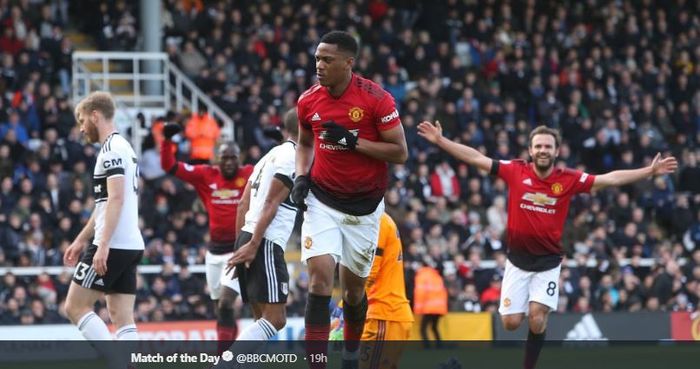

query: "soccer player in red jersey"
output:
161 124 253 353
292 31 408 369
418 122 677 369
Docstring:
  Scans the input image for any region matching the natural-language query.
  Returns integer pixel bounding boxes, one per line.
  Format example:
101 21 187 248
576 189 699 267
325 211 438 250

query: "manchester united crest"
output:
235 178 246 187
551 182 563 195
348 107 364 122
304 236 313 249
503 297 511 307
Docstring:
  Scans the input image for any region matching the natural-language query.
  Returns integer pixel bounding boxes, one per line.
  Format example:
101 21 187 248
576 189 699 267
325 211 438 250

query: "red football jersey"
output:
297 74 401 213
496 159 595 257
161 140 253 251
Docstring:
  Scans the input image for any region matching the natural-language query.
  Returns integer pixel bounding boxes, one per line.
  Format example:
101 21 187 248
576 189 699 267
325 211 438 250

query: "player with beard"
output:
161 123 253 353
418 123 677 369
64 91 143 369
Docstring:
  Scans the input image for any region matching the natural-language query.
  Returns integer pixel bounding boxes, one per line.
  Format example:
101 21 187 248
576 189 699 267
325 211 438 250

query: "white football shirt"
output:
92 132 144 250
242 140 298 249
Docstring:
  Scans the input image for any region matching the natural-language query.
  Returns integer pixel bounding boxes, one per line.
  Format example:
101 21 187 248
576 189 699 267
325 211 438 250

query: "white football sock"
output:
115 324 138 340
237 318 278 340
77 311 112 340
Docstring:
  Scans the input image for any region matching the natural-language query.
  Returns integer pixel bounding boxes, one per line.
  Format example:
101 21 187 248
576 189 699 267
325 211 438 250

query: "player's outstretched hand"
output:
163 123 182 139
63 240 86 267
321 121 357 149
291 175 311 211
417 120 443 144
650 152 678 176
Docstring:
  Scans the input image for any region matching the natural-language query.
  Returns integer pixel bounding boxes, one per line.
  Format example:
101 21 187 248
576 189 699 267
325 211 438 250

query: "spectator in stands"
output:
480 274 502 312
184 105 220 164
178 41 207 79
1 110 29 146
2 0 700 325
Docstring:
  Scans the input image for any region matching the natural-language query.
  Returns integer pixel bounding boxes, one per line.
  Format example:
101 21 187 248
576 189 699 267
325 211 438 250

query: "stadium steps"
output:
65 31 96 51
65 30 132 94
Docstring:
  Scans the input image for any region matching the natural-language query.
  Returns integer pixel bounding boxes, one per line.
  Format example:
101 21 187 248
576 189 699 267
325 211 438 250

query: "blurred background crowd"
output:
1 0 700 326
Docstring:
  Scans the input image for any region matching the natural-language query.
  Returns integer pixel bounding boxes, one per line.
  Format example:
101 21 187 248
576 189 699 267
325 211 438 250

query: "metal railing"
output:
0 257 676 277
72 51 235 155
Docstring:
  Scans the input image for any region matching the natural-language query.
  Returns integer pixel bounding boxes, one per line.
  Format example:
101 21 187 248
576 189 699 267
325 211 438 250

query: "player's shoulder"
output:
239 164 254 176
268 141 296 165
379 213 399 240
353 74 388 101
557 167 590 182
273 140 297 156
298 83 324 105
380 213 397 230
557 166 582 178
500 159 528 166
101 132 127 153
186 162 214 175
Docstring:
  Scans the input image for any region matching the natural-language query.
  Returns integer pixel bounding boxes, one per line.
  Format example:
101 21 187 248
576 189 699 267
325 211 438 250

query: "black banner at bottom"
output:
0 340 697 369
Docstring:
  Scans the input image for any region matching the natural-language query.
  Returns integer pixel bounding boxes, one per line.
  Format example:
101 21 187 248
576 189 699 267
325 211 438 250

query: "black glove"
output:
321 121 357 150
163 123 182 139
291 175 311 211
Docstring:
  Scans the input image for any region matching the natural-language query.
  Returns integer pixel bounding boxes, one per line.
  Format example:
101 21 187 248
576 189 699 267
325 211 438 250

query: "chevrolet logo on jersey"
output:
522 192 557 206
212 189 240 199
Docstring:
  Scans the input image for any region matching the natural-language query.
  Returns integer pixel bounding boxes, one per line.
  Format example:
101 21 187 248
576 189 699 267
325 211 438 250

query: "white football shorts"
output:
205 250 240 300
499 259 561 315
300 191 384 278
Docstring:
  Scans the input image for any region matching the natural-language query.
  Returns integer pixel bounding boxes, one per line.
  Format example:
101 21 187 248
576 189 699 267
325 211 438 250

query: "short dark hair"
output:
319 31 358 57
217 142 240 157
529 125 561 148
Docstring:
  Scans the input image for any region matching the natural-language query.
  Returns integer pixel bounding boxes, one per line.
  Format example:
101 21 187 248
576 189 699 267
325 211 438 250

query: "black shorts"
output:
72 244 143 294
234 231 289 304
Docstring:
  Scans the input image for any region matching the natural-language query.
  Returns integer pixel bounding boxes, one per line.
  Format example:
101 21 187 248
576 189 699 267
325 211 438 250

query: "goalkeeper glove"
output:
321 121 357 150
291 175 311 211
163 123 182 140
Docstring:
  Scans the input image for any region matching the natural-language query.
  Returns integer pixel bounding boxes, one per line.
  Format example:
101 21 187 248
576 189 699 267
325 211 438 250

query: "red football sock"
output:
216 322 237 355
305 293 331 369
305 323 330 369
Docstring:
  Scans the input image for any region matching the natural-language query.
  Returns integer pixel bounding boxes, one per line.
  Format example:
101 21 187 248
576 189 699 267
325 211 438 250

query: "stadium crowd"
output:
1 0 700 325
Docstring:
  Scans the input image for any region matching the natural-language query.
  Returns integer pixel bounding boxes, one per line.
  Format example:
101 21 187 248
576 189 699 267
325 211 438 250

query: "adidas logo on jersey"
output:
311 112 321 121
522 178 532 186
566 314 607 340
94 278 105 286
338 137 347 146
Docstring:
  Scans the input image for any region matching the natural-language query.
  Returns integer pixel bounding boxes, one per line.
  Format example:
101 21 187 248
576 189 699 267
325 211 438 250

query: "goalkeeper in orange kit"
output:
359 212 414 369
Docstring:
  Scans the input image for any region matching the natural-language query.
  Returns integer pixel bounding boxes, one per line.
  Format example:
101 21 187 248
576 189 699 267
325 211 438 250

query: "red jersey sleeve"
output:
496 159 525 185
174 162 210 185
297 102 309 130
374 92 401 131
161 139 208 185
297 87 315 130
160 139 178 172
569 170 596 194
